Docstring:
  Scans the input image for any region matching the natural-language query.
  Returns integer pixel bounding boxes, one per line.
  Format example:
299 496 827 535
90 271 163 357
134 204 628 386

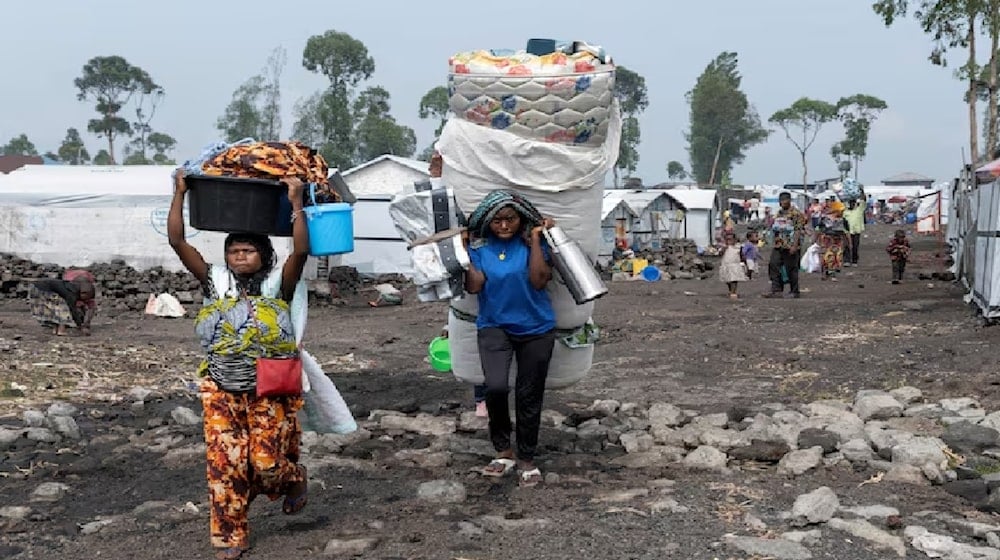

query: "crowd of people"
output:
716 184 914 299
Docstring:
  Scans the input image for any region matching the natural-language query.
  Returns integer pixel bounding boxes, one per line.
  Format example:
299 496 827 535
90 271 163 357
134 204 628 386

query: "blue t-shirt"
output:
469 236 556 336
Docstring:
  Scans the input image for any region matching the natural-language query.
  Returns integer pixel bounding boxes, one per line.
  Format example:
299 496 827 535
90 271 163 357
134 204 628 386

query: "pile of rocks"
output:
0 253 200 311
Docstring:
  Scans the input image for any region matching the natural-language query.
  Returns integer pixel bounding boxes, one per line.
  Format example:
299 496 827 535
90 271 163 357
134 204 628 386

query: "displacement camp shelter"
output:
599 191 637 265
662 187 720 250
337 154 431 275
0 165 315 274
950 161 1000 319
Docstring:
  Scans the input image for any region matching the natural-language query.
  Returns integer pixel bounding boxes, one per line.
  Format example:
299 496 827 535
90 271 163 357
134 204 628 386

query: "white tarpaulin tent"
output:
0 165 315 277
949 163 1000 318
664 188 719 250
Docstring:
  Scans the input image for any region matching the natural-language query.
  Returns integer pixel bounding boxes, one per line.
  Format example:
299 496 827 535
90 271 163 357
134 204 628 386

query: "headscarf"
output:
223 232 277 295
467 189 544 238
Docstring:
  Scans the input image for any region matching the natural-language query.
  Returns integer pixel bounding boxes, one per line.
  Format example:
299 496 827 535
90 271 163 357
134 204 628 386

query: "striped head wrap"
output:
467 189 545 238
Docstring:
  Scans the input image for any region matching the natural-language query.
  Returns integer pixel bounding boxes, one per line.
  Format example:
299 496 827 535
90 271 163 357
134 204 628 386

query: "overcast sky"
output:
0 0 973 186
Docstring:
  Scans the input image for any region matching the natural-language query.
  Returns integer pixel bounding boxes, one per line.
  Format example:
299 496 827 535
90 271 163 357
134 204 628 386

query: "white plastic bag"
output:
299 349 357 434
802 243 821 274
143 293 186 318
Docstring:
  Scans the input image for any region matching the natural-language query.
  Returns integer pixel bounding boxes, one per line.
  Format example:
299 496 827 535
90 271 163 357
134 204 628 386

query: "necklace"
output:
496 239 510 261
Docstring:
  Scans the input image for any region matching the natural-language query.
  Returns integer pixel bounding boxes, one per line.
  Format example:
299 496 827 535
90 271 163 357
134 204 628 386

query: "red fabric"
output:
62 269 97 309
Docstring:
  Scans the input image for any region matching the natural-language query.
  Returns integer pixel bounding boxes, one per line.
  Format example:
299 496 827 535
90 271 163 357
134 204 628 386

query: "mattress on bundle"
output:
448 50 615 147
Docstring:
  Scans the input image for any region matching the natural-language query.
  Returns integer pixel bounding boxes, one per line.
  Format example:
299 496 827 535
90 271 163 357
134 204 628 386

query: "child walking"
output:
886 229 910 284
719 231 748 299
742 231 760 280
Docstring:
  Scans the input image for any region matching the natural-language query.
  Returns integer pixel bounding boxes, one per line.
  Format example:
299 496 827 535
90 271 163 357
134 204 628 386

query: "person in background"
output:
748 196 761 221
464 190 555 488
169 171 310 560
842 198 866 267
818 201 847 280
763 206 774 229
29 269 96 336
764 192 807 298
742 231 761 280
718 230 748 300
807 198 823 229
886 229 911 285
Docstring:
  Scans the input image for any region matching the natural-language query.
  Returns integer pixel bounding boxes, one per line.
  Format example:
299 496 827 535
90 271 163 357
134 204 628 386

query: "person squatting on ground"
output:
818 200 847 281
463 190 556 488
169 171 310 560
765 192 807 298
718 230 748 300
29 269 96 336
843 197 866 266
886 229 911 285
742 231 761 280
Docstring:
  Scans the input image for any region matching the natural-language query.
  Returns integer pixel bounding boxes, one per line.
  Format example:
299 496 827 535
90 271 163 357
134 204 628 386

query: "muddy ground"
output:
1 224 998 560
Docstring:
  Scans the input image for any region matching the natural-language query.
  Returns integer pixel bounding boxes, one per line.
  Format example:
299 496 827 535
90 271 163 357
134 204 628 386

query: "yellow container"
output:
631 258 648 277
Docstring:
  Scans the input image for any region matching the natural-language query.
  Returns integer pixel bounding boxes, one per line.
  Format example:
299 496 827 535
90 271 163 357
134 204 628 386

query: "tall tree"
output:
295 30 376 169
873 0 984 161
57 128 90 164
685 52 770 185
129 86 165 162
148 132 177 165
666 160 688 180
769 98 838 188
613 66 649 185
352 86 417 161
74 55 158 164
832 94 888 179
216 47 286 142
1 134 39 156
418 85 450 139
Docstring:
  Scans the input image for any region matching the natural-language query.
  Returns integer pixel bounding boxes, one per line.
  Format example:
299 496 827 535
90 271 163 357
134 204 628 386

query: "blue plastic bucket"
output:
304 183 354 256
640 265 661 282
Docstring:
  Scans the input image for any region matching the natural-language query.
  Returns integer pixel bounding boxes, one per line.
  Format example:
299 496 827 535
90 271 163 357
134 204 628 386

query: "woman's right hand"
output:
173 170 187 195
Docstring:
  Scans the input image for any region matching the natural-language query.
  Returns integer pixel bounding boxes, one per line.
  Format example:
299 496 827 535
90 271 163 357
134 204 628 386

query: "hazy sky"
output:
0 0 974 185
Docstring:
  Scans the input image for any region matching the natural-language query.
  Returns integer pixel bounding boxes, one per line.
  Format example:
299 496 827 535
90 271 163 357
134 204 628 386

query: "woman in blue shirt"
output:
464 190 555 487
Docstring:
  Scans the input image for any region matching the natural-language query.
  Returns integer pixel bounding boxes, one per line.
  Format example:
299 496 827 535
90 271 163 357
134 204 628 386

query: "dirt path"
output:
2 224 998 560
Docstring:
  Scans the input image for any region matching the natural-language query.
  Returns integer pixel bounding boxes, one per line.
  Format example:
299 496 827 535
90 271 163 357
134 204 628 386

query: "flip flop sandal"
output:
215 547 246 560
518 468 543 488
481 458 516 477
282 465 308 515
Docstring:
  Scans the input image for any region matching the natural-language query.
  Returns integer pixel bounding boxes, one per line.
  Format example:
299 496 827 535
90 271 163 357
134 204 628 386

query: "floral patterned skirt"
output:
29 286 75 328
199 378 304 549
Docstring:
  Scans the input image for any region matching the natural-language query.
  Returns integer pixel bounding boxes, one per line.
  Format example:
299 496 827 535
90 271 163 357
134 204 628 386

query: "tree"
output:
666 160 688 180
613 66 649 185
1 134 39 156
685 52 769 185
769 98 838 188
295 30 376 169
216 47 286 142
93 149 113 165
129 86 165 162
873 0 985 161
148 132 177 165
353 86 416 161
418 85 450 139
832 94 888 179
74 55 158 164
57 128 90 164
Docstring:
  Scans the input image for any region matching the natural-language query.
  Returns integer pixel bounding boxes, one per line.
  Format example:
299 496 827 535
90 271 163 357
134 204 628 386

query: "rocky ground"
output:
3 224 1000 560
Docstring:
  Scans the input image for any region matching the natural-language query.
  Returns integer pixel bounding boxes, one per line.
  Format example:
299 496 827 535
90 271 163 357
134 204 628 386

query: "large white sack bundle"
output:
448 308 594 390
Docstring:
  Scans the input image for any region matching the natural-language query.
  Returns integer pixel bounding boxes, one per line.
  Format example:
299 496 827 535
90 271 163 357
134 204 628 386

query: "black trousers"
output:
892 259 906 281
845 233 861 264
768 248 801 294
477 328 555 461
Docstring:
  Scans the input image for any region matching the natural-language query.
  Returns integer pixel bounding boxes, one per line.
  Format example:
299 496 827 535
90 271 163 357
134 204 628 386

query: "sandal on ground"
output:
282 465 308 515
481 457 516 477
215 547 246 560
518 468 543 488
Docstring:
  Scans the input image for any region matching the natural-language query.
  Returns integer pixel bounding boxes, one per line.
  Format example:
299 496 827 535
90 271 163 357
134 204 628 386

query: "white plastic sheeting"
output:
949 176 1000 318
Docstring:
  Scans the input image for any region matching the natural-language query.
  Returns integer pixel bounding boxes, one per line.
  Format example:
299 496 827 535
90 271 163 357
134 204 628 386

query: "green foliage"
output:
613 66 649 182
295 31 414 169
302 30 375 94
686 52 769 185
770 97 838 187
75 56 159 164
57 128 90 164
216 47 286 142
1 134 39 156
418 85 450 138
92 149 113 165
831 94 888 178
666 160 688 180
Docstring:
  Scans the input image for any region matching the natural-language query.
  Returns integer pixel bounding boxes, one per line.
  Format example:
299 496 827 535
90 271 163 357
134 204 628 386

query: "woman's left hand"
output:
283 177 305 204
531 217 556 238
